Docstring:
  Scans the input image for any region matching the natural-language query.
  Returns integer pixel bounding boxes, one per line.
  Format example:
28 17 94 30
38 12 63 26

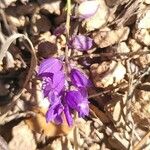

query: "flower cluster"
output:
38 58 91 126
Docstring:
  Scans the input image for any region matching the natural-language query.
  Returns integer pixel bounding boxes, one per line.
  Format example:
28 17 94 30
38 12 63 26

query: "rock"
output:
82 0 109 31
145 0 150 4
9 122 36 150
136 47 150 68
131 90 150 128
137 9 150 29
135 29 150 46
117 42 130 53
89 143 100 150
128 39 142 52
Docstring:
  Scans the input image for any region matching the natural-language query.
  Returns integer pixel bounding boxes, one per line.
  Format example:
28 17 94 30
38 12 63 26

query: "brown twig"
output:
71 50 150 60
0 111 35 126
134 130 150 150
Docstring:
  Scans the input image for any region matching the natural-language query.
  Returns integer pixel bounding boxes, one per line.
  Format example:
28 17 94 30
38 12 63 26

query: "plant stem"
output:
66 2 79 150
65 0 71 65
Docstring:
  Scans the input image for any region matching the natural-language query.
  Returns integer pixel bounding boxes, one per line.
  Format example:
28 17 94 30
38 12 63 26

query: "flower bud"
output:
70 35 93 51
78 0 99 18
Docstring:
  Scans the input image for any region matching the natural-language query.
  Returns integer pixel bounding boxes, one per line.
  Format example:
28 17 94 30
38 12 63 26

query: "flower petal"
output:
42 76 53 97
38 58 63 76
64 105 73 126
51 71 65 94
78 101 89 117
70 35 93 51
65 90 89 117
46 98 64 124
70 68 91 88
42 71 65 97
53 23 66 36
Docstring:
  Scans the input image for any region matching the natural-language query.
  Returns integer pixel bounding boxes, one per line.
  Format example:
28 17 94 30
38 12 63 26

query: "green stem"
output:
66 0 71 38
65 0 71 65
65 1 79 150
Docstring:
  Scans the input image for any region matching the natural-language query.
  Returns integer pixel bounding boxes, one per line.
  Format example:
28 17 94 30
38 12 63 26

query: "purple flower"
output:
38 58 63 77
70 68 91 88
70 35 93 51
38 58 65 98
78 1 99 19
38 57 90 126
46 97 64 124
65 90 89 117
42 71 65 97
64 105 73 126
53 23 66 36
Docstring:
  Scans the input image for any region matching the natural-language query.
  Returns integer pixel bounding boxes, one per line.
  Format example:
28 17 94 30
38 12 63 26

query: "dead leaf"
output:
0 33 37 97
91 61 126 88
40 0 62 15
0 0 17 8
93 27 130 48
0 135 9 150
90 104 110 124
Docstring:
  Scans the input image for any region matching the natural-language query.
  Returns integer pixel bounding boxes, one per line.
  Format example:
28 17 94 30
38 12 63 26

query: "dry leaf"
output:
108 133 129 150
106 93 127 128
105 0 119 7
0 33 37 90
90 104 110 124
7 15 28 28
0 0 17 8
91 61 126 88
0 135 8 150
82 0 109 31
40 0 62 15
93 27 130 48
